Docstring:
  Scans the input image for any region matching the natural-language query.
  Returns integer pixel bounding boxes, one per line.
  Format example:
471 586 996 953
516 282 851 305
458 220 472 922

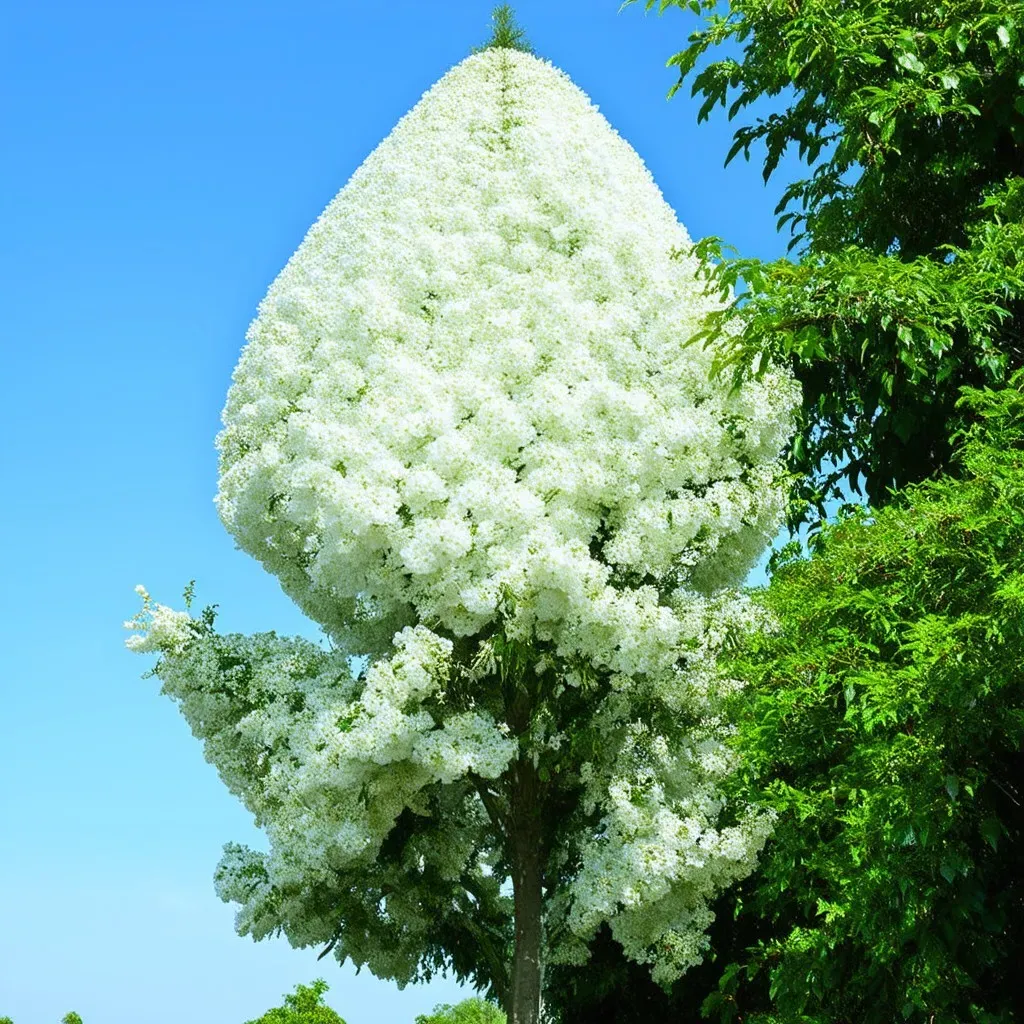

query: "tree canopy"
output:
703 372 1024 1022
128 36 795 1024
122 4 1024 1022
415 998 506 1024
630 0 1024 529
243 980 346 1024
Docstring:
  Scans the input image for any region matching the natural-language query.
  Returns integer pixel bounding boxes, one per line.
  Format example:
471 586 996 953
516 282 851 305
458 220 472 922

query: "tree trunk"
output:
509 756 543 1024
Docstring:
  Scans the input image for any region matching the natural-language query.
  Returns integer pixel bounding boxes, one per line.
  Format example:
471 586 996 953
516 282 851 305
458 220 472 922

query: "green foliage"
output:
243 980 346 1024
415 997 506 1024
550 378 1024 1022
473 6 533 54
628 0 1024 528
702 373 1024 1022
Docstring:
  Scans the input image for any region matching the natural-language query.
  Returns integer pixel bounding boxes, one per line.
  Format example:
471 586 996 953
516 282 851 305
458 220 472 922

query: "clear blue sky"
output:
0 3 800 1022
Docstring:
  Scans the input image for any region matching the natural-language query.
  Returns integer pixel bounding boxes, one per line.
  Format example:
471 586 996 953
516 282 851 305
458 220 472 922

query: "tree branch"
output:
470 772 509 831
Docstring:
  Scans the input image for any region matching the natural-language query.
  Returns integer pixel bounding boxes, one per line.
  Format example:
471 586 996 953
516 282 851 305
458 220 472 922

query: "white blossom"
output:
124 587 193 655
216 47 797 666
130 46 795 991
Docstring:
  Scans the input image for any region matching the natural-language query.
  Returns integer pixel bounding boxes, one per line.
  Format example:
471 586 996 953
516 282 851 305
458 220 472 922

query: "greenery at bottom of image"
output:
244 980 346 1024
241 984 503 1024
0 994 504 1024
415 998 506 1024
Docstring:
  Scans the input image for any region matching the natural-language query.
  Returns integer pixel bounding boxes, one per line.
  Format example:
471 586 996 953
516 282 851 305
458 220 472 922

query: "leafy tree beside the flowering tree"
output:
629 0 1024 530
701 375 1024 1023
126 11 796 1024
551 378 1024 1024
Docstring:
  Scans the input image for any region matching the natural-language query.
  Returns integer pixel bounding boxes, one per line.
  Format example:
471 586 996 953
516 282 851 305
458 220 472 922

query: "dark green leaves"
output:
707 376 1024 1023
633 0 1024 530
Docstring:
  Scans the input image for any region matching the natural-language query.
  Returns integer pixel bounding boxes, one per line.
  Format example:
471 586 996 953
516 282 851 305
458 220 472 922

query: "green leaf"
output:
896 51 925 74
980 817 1002 851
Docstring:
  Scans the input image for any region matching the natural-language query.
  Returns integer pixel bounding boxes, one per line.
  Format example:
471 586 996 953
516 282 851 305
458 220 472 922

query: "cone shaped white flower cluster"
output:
216 48 796 663
133 46 797 991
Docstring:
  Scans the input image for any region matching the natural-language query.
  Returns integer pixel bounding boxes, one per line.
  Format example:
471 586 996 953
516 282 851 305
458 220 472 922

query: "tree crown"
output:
243 979 347 1024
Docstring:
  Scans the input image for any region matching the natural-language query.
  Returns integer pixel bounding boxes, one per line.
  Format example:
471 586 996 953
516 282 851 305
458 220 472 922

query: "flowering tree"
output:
127 23 796 1024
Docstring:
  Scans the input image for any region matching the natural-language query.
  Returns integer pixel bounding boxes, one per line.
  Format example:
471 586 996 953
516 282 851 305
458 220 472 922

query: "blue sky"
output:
0 2 800 1021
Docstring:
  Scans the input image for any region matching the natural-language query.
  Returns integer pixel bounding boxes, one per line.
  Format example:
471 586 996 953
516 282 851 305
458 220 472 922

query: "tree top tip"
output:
473 5 534 54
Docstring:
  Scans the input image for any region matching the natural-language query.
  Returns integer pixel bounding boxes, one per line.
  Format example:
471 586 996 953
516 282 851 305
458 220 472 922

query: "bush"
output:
243 980 346 1024
415 997 506 1024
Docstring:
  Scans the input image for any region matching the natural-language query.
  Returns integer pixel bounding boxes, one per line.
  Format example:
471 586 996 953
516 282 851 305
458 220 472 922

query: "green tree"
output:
415 997 506 1024
555 376 1024 1022
243 980 346 1024
629 0 1024 530
707 373 1024 1022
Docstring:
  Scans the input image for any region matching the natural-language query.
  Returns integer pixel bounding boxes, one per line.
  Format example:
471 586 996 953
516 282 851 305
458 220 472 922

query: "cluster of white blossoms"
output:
131 45 797 988
126 591 515 874
216 47 797 666
546 597 776 983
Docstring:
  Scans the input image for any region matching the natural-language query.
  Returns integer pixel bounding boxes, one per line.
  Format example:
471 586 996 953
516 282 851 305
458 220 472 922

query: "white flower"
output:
123 586 193 655
215 47 797 663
